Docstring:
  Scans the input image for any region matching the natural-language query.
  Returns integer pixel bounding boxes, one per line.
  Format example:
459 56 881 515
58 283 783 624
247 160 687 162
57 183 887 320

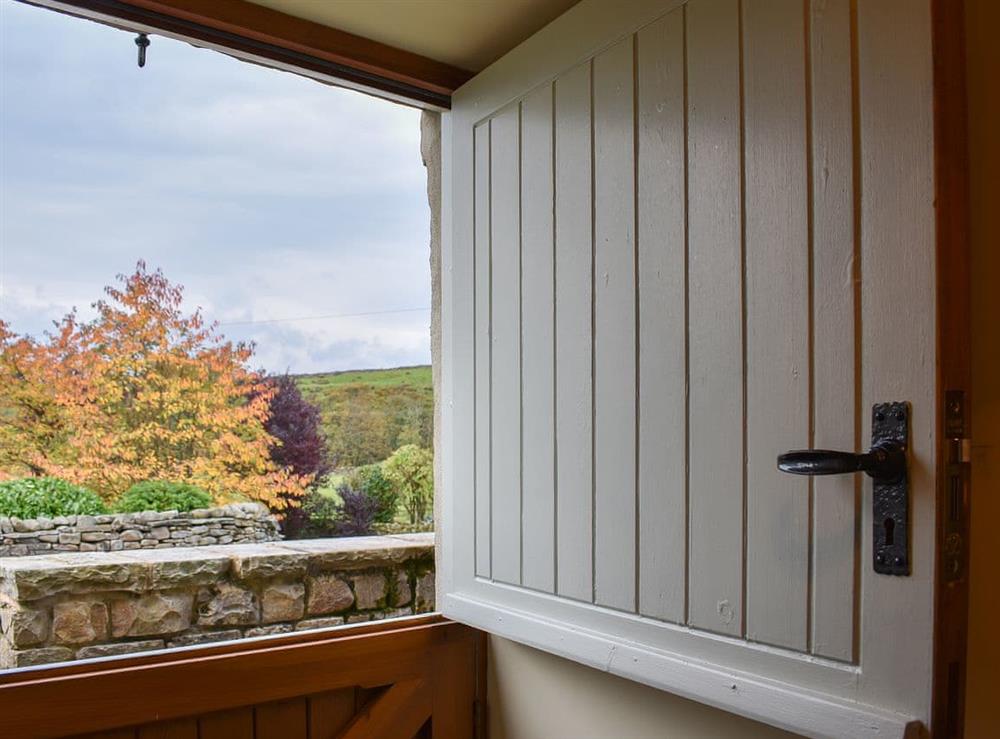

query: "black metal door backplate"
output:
872 402 910 575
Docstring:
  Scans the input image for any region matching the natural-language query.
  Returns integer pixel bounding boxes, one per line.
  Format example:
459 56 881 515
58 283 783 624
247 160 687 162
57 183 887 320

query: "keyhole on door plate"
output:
883 517 895 546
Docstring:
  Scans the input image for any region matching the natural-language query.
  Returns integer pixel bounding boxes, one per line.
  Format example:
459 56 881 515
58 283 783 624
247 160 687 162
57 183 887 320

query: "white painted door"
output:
441 0 938 735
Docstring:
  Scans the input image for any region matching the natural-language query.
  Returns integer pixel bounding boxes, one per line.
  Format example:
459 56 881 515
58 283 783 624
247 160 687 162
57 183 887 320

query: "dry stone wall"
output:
0 533 435 668
0 503 280 558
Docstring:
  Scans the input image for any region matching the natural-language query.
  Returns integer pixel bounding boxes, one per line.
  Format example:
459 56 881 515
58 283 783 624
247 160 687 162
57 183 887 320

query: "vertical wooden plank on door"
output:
490 103 522 586
474 122 492 579
554 61 594 601
685 0 745 637
743 0 810 651
520 82 557 593
255 697 308 739
199 707 254 739
636 8 687 623
75 730 137 739
136 719 197 739
593 36 637 612
808 0 857 662
857 0 936 716
308 688 358 739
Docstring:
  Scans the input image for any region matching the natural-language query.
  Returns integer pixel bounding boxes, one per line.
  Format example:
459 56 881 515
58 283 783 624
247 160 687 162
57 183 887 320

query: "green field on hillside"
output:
294 365 433 469
295 365 432 392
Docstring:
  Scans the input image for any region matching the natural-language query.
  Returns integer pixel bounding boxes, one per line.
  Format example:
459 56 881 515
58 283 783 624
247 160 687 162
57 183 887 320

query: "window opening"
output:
0 0 438 670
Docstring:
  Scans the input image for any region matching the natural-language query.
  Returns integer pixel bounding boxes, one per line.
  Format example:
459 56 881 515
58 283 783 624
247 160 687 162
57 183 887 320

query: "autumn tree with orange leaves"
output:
0 263 309 509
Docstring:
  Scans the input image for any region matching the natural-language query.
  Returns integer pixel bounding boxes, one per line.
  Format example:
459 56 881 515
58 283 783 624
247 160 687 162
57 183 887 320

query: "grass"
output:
316 472 346 500
295 365 431 391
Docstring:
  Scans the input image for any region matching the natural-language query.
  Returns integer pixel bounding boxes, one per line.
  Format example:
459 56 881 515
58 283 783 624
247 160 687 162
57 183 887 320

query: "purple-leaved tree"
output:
265 374 332 534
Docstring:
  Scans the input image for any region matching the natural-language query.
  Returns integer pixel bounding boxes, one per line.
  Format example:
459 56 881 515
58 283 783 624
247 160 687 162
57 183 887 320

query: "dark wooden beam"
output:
23 0 473 107
336 678 431 739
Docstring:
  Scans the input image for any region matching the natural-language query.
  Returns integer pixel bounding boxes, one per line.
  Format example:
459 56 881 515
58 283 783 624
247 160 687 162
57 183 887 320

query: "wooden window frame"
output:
19 0 473 109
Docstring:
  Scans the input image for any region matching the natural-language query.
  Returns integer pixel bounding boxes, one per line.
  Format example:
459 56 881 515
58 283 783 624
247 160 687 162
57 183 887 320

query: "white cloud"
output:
0 0 431 374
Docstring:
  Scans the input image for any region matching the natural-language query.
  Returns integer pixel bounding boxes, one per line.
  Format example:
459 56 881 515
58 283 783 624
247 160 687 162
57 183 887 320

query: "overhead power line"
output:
217 306 431 328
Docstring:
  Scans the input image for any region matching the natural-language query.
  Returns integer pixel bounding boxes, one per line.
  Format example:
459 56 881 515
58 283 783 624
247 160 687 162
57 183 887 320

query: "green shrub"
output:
282 489 340 539
383 445 434 524
331 484 379 537
301 490 340 524
116 481 213 513
346 464 399 523
0 477 108 519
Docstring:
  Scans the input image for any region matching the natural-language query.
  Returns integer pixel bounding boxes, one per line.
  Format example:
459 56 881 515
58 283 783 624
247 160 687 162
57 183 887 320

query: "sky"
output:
0 0 431 374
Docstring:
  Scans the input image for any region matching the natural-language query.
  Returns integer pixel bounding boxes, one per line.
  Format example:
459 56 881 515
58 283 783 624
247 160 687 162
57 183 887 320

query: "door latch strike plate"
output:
873 402 910 575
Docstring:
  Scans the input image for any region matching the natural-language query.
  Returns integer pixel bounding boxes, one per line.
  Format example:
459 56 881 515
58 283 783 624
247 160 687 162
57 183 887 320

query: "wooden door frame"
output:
931 0 972 736
0 615 487 738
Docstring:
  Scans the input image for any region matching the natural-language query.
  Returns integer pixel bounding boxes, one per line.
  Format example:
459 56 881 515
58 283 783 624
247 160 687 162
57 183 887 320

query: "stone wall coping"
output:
0 533 435 602
0 532 436 668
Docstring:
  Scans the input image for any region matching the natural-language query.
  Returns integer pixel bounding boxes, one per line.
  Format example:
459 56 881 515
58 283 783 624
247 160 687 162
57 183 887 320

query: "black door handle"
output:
777 441 906 483
780 402 911 576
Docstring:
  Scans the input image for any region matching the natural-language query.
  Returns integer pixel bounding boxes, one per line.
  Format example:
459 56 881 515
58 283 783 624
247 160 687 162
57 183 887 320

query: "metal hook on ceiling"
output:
135 33 150 68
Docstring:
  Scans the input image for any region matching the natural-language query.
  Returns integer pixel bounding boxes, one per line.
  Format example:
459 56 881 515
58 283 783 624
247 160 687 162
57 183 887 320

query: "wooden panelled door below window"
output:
0 617 485 739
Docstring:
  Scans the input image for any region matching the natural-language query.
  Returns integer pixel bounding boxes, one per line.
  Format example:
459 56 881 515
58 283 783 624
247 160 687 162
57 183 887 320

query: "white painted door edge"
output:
445 593 920 739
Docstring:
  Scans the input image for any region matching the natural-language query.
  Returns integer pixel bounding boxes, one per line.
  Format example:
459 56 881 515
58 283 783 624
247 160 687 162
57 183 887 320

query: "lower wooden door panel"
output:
1 616 484 739
79 687 428 739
